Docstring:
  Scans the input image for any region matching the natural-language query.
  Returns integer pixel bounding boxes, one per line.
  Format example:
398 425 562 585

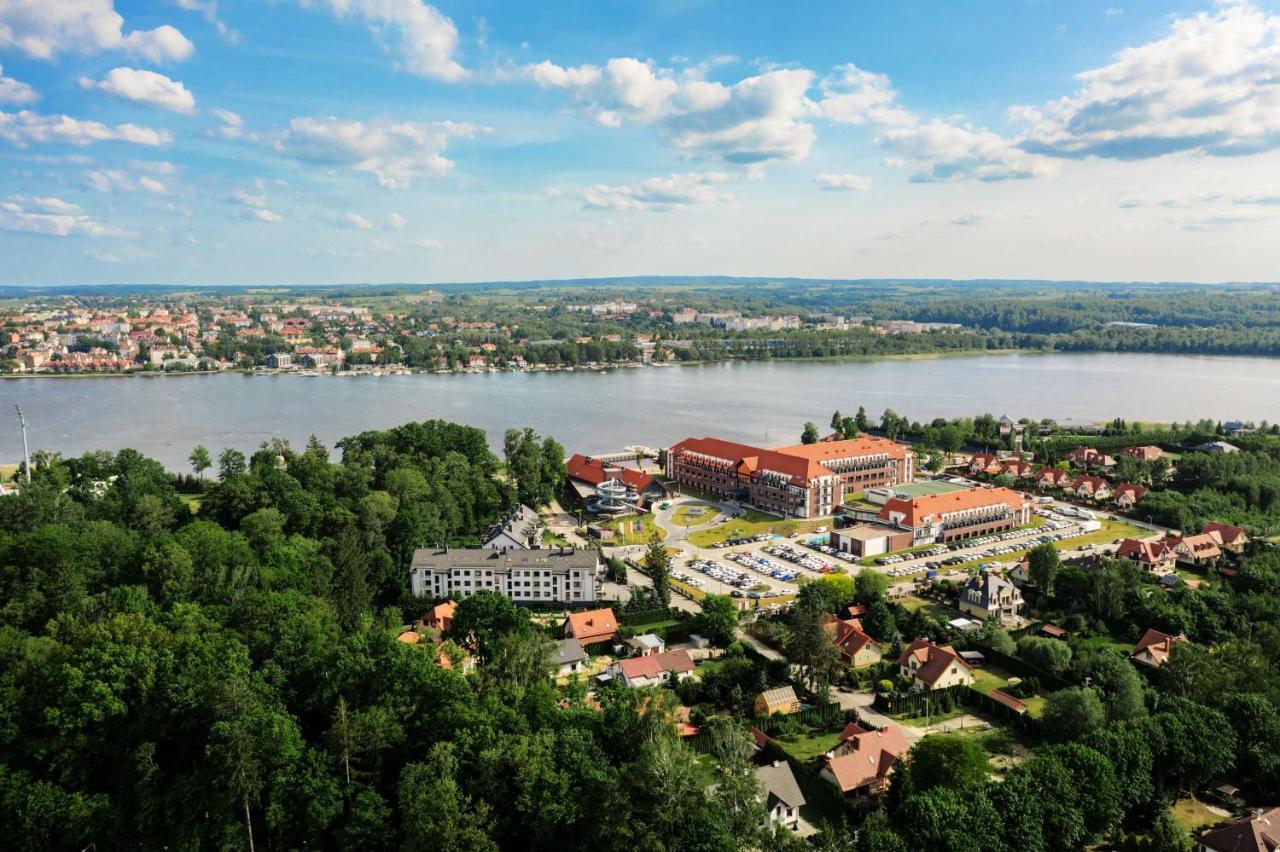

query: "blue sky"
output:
2 0 1279 284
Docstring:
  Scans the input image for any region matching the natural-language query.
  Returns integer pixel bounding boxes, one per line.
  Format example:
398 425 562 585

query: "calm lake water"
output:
2 352 1279 472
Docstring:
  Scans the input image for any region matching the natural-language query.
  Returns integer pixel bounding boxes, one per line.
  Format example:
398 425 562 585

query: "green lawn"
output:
687 512 826 547
692 753 721 788
894 705 970 728
970 665 1046 717
773 728 845 763
672 503 721 527
1171 795 1230 837
600 513 667 545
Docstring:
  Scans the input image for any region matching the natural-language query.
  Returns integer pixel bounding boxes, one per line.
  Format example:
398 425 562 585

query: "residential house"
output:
628 634 665 657
756 761 806 831
829 617 882 668
1131 628 1187 668
820 723 909 797
1116 538 1179 576
1122 445 1164 462
755 686 801 716
898 638 974 690
481 504 543 550
969 453 1001 475
1113 483 1149 509
1070 474 1112 500
1195 441 1239 454
1036 467 1074 489
957 571 1025 624
608 650 696 687
423 600 457 633
1064 446 1116 468
1197 807 1280 852
1169 533 1223 567
1000 459 1036 479
265 352 292 369
563 607 618 645
1203 522 1250 554
552 638 589 677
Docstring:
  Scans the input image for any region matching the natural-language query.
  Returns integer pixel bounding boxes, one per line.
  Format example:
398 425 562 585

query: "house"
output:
898 638 974 690
552 638 589 677
957 571 1025 624
566 454 666 507
755 686 801 716
481 504 543 550
1122 445 1164 462
1203 522 1250 554
563 607 618 645
1116 538 1178 576
1195 441 1239 454
820 723 909 797
1071 474 1112 500
1197 807 1280 852
1131 628 1187 668
409 547 601 605
1064 446 1116 468
969 452 1001 475
756 761 806 831
628 633 665 657
608 650 696 687
830 618 883 668
666 434 914 518
1169 533 1223 566
423 600 458 633
265 352 292 369
876 487 1032 545
1037 467 1074 489
1000 459 1036 479
1113 483 1149 509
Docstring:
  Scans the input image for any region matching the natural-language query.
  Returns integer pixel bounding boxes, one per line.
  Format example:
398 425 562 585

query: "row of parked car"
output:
726 551 801 583
711 533 773 548
680 558 754 589
762 543 835 574
802 538 861 564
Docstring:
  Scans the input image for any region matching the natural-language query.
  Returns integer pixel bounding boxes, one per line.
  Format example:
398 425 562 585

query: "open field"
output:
970 665 1046 717
672 503 720 527
687 511 826 547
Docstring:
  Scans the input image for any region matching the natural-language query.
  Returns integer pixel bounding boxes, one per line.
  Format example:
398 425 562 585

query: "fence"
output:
873 683 970 716
752 702 847 736
969 644 1072 692
619 607 681 626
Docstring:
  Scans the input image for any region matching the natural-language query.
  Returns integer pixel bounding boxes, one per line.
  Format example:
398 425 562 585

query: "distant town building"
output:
409 547 600 605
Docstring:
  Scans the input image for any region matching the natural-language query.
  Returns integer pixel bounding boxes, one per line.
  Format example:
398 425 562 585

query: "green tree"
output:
643 531 672 607
190 444 212 479
1028 542 1061 597
400 744 497 852
801 422 820 445
1041 687 1106 741
448 589 529 662
695 594 739 646
219 447 248 481
900 734 989 795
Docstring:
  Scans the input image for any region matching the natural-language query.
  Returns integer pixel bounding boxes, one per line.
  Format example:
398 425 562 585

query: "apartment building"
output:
410 547 601 605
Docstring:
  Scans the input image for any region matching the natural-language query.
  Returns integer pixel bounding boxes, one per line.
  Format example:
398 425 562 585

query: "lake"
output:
2 352 1279 472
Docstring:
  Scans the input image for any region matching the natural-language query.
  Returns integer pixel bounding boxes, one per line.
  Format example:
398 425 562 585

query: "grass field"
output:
1171 795 1230 836
687 511 826 547
970 666 1046 716
672 503 720 527
773 728 844 763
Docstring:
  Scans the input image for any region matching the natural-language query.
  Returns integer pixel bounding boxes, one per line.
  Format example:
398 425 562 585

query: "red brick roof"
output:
824 725 909 792
1203 521 1248 546
898 638 971 687
670 434 908 488
878 487 1028 529
1199 807 1280 852
566 454 656 493
617 649 695 680
565 607 618 644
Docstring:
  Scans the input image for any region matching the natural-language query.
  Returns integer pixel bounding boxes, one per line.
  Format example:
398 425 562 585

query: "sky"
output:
2 0 1280 285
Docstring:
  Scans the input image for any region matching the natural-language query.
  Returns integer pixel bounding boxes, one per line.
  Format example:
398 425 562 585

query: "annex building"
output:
665 435 913 518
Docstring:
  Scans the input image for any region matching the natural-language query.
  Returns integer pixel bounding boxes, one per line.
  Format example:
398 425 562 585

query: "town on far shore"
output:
376 410 1276 847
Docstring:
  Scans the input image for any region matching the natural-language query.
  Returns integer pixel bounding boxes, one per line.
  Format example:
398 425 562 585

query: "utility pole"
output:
15 405 30 484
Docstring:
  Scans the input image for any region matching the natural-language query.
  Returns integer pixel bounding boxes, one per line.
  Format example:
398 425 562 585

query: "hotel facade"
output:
410 547 601 605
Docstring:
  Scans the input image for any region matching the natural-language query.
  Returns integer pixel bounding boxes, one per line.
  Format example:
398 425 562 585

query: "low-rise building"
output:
1203 521 1250 554
755 686 801 716
1197 807 1280 852
898 638 974 690
1113 483 1149 509
563 607 618 645
628 633 665 657
876 487 1032 546
827 616 883 668
481 504 543 549
820 723 909 797
1131 628 1187 668
1064 446 1116 468
1121 445 1164 462
608 650 696 687
552 638 589 677
1116 538 1178 576
410 547 601 604
957 571 1025 624
829 524 914 558
1071 474 1112 500
756 761 806 831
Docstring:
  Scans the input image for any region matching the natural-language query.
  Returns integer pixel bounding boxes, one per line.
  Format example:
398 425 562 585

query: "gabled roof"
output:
617 649 695 680
425 600 457 629
756 761 806 810
1203 521 1249 546
565 607 618 641
898 638 971 686
961 572 1021 609
566 454 657 493
757 685 799 709
1114 482 1148 501
1131 628 1186 666
878 487 1027 529
824 725 909 792
833 619 881 658
1199 807 1280 852
552 638 588 666
1116 537 1175 564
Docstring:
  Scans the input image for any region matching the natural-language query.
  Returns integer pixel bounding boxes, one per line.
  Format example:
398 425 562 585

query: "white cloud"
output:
0 1 193 62
275 115 484 188
344 211 374 229
815 172 871 192
818 64 911 126
387 212 406 229
527 58 817 166
0 109 171 147
304 0 465 81
84 168 168 194
253 208 282 223
1016 1 1280 160
231 182 282 222
411 236 442 249
580 171 732 211
167 0 237 41
0 195 119 236
0 65 38 105
80 67 196 113
232 188 268 208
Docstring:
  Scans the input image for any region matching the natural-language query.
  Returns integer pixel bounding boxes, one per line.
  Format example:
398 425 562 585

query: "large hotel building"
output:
665 435 913 518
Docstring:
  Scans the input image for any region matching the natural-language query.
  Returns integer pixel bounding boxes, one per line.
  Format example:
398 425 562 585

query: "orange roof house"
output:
1131 628 1187 668
1198 807 1280 852
1203 521 1250 553
424 600 458 633
897 638 974 690
820 724 909 796
564 607 619 645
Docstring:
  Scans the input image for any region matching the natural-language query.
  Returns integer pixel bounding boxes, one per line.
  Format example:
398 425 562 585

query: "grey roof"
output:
552 638 588 666
962 571 1019 609
756 761 806 809
410 547 599 572
482 504 542 547
630 634 664 649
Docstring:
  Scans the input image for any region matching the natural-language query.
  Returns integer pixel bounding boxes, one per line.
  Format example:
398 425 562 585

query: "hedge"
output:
968 644 1072 692
619 607 682 626
753 701 847 735
874 683 970 716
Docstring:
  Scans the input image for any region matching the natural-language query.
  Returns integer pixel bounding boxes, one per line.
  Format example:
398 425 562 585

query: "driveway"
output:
833 689 925 745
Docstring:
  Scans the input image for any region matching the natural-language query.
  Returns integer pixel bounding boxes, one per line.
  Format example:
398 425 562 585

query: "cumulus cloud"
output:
84 168 168 194
580 171 732 211
303 0 465 81
0 65 38 105
818 64 911 126
253 208 282 223
231 183 282 222
1014 2 1280 160
275 115 484 188
0 0 193 62
0 109 171 147
344 211 374 229
80 68 196 113
0 195 120 237
212 108 245 139
167 0 237 41
387 212 407 229
527 58 817 166
815 172 871 191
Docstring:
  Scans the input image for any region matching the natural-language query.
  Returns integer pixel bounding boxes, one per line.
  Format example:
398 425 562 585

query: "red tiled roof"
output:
878 487 1027 529
825 725 909 792
833 619 880 660
565 607 618 643
1199 807 1280 852
1114 483 1148 502
988 689 1028 713
897 638 971 687
617 649 695 680
1116 537 1174 564
566 454 656 493
774 435 909 462
1203 521 1248 546
1132 628 1186 665
670 434 908 488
